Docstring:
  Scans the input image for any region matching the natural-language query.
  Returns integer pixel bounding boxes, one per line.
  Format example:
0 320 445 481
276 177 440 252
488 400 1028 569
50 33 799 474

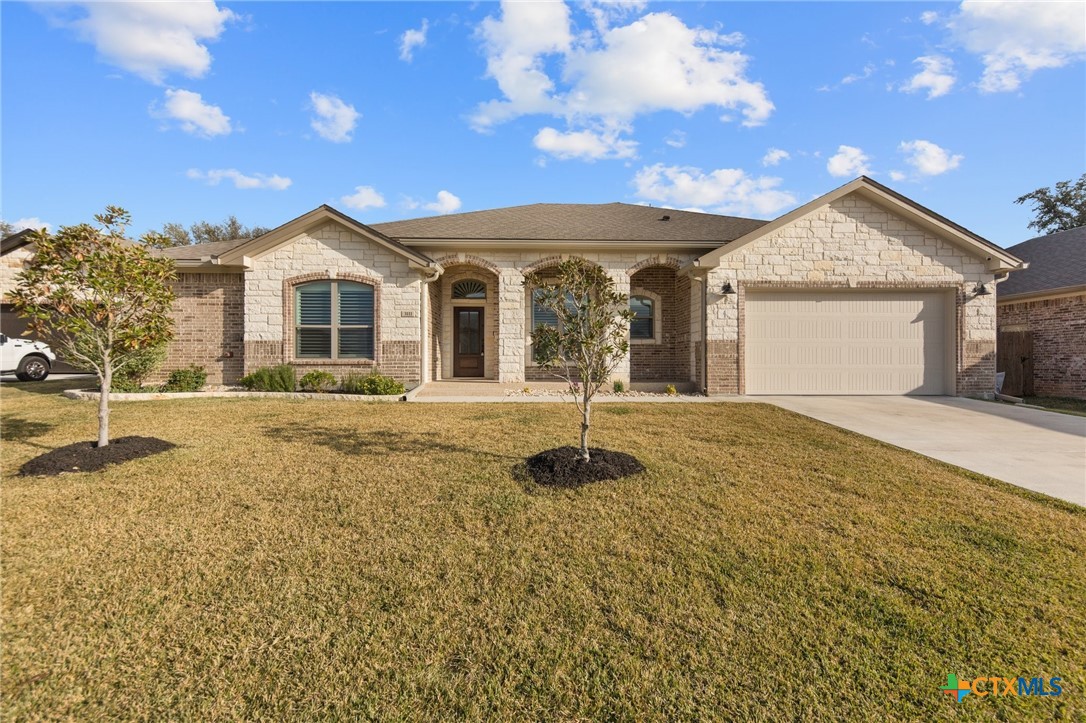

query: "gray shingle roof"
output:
998 226 1086 298
371 202 768 242
153 237 251 261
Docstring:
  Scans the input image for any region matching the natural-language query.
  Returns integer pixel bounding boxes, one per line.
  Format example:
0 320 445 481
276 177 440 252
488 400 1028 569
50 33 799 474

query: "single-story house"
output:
996 226 1086 398
149 176 1023 397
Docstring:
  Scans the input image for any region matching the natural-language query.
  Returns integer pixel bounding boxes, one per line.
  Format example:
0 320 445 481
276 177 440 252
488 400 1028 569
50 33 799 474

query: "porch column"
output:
610 269 631 385
497 270 525 382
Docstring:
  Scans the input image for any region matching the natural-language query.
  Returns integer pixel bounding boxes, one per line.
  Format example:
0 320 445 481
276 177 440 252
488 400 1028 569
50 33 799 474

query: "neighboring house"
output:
151 177 1024 397
1 229 39 340
996 226 1086 399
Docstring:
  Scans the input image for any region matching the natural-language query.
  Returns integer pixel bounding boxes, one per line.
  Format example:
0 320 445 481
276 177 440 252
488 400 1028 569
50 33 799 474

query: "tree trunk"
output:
98 364 111 448
580 392 591 461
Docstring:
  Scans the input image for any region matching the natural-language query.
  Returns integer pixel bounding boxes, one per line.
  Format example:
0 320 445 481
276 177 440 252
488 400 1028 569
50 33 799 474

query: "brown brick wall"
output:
998 293 1086 398
630 266 690 381
706 339 739 394
156 273 245 385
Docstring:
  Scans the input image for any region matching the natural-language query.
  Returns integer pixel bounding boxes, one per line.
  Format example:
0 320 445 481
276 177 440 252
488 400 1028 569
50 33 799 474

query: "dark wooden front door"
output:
453 308 484 377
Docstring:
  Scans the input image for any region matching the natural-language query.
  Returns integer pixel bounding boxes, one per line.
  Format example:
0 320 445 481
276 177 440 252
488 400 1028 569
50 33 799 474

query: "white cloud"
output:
899 140 963 176
46 2 236 84
900 55 956 99
841 63 876 85
762 148 790 166
533 126 637 160
664 130 686 148
6 217 53 233
948 0 1086 92
399 19 429 62
309 92 360 143
151 89 231 137
920 11 939 25
341 186 387 211
471 2 773 159
826 145 871 178
632 164 797 217
889 171 907 182
186 169 292 190
423 190 463 215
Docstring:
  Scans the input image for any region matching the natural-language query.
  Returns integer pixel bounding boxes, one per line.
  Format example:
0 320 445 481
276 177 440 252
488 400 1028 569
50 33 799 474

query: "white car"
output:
0 333 56 381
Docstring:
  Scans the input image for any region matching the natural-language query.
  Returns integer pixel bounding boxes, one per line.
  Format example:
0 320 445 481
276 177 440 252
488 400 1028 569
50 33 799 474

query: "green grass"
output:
1023 396 1086 417
3 380 1084 720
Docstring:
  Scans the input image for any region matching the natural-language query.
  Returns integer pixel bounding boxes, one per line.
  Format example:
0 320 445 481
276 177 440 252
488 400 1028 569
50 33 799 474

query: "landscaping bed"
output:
525 446 645 487
19 436 176 476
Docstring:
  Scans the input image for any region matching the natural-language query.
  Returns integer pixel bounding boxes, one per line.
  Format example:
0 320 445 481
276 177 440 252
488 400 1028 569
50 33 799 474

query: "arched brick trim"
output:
520 255 566 276
283 271 383 365
433 253 464 268
627 255 682 275
434 254 502 276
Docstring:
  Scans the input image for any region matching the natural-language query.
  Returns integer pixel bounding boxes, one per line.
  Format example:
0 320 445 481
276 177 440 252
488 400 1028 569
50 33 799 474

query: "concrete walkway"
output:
761 396 1086 506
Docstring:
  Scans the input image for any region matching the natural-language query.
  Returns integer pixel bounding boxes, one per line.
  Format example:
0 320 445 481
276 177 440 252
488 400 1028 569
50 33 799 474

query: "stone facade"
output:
705 194 997 396
0 244 33 304
242 223 424 384
155 273 245 385
998 293 1086 398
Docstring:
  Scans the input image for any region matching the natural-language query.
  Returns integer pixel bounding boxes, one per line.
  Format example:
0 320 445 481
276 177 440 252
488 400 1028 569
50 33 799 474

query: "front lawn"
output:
1023 395 1086 417
2 381 1084 720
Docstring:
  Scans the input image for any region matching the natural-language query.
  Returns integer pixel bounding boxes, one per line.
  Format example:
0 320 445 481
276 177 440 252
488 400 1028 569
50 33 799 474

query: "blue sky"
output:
2 1 1083 247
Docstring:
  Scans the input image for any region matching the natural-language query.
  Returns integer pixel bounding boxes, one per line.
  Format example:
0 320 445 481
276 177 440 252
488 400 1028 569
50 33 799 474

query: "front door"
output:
453 307 484 377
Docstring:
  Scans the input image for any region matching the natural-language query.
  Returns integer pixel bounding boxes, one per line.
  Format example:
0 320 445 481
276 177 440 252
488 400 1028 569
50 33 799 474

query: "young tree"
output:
10 207 176 447
1014 174 1086 234
525 258 635 462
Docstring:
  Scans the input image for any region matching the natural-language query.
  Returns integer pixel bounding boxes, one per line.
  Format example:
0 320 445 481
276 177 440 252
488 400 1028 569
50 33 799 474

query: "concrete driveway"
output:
761 396 1086 506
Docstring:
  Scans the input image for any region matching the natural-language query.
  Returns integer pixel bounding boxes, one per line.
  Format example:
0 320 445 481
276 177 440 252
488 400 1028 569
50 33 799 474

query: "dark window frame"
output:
294 280 375 360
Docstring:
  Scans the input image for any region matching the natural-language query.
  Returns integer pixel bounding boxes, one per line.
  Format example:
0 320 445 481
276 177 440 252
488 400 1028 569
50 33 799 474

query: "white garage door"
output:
745 290 948 395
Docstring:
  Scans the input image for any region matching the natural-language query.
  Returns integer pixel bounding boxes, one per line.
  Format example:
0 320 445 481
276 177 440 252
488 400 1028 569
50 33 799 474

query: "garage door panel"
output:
745 290 946 395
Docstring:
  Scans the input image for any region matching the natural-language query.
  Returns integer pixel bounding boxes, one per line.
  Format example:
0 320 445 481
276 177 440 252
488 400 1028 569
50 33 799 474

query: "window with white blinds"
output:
294 280 375 359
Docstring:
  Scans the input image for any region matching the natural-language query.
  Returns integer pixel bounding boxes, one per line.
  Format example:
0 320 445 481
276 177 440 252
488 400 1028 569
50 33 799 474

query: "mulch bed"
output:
20 436 176 477
525 446 645 487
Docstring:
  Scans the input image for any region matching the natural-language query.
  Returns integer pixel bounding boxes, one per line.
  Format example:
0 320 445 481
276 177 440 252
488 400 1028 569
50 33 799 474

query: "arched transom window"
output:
452 279 487 299
294 280 375 359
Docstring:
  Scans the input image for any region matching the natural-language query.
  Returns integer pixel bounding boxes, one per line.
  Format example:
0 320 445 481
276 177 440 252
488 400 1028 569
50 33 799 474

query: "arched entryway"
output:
629 264 691 383
436 264 499 380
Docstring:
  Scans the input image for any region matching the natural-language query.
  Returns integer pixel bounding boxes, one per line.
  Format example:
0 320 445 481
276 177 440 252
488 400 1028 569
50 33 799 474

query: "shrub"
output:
163 365 207 392
612 380 625 393
340 371 406 396
239 364 296 392
111 342 168 392
299 370 336 393
665 383 678 396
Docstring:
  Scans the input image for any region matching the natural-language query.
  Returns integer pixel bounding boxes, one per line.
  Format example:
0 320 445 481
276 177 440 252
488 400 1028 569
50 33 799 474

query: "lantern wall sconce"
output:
720 281 737 295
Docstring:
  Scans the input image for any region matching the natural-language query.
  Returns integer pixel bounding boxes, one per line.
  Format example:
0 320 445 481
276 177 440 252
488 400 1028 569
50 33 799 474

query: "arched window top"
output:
453 279 487 299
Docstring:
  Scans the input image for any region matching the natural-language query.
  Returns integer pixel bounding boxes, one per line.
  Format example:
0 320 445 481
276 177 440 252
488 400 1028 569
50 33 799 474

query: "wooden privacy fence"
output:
997 330 1033 397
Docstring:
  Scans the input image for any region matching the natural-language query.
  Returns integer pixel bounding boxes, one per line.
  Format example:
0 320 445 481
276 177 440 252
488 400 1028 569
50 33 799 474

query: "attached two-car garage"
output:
744 290 953 395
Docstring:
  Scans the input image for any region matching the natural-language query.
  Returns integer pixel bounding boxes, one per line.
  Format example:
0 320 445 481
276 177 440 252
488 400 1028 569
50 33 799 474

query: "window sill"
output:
290 359 377 366
630 338 661 346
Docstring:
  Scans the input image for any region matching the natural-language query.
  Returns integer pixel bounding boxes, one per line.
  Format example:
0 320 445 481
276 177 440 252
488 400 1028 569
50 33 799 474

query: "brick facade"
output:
156 273 245 385
630 265 691 381
998 293 1086 398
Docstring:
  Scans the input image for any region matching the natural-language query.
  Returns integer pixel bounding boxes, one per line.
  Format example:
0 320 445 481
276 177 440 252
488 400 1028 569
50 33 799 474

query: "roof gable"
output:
694 177 1025 273
162 206 435 269
1 229 36 255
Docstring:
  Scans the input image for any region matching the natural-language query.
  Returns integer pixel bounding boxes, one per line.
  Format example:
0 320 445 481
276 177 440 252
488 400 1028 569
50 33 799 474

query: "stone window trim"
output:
282 271 383 366
629 287 663 345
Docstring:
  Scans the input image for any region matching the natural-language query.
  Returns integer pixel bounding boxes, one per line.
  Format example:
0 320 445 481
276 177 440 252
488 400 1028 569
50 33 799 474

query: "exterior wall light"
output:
972 282 991 296
720 281 737 295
